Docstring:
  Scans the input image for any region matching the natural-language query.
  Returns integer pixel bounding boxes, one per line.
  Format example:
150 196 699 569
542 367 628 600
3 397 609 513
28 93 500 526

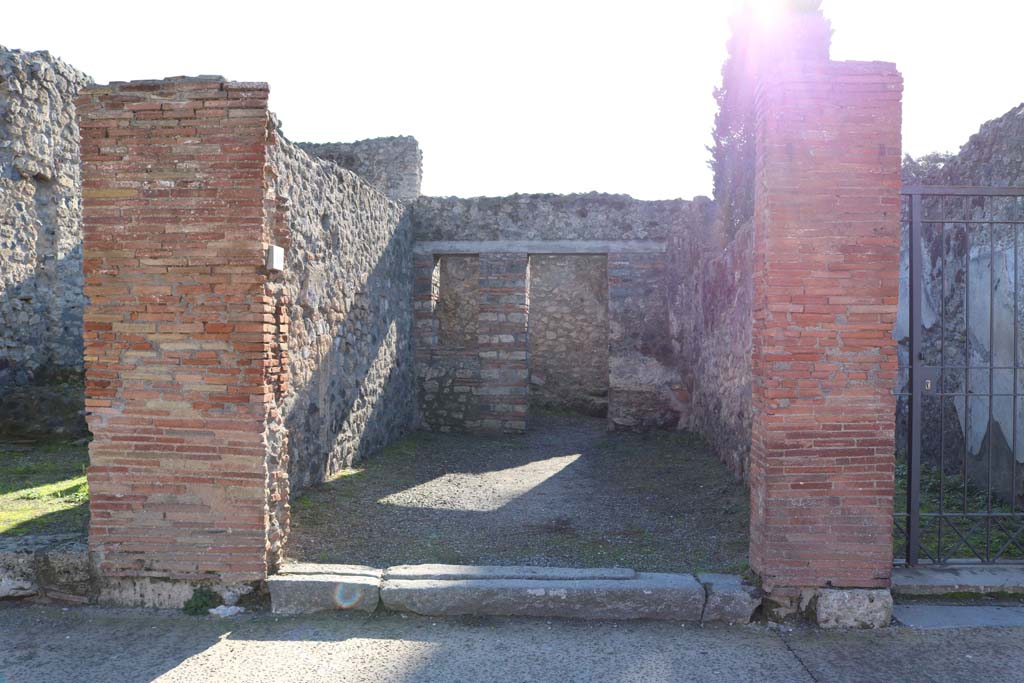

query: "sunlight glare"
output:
377 453 581 512
748 0 789 29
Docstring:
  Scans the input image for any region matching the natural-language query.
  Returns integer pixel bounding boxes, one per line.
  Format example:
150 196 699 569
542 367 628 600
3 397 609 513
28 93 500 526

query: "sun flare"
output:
748 0 790 28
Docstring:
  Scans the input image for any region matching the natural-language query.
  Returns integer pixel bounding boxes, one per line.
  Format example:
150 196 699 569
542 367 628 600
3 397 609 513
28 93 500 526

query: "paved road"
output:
2 603 1024 683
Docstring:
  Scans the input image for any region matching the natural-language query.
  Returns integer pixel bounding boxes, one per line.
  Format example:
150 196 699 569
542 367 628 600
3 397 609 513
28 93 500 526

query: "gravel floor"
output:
287 412 749 573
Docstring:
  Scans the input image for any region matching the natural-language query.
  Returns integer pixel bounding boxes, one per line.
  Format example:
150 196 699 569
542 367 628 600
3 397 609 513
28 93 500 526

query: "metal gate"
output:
896 186 1024 565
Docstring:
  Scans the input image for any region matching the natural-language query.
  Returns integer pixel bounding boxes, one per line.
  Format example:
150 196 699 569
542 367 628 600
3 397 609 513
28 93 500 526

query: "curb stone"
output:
268 565 382 615
698 573 762 624
268 563 762 622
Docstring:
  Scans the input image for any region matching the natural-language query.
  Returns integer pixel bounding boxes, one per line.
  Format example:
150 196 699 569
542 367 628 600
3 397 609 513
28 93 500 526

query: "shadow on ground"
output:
0 437 89 536
287 412 749 573
5 603 1024 683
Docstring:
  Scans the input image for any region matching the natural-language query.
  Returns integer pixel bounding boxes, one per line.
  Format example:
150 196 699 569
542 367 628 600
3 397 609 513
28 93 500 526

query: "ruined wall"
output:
897 102 1024 503
922 103 1024 187
412 193 681 241
267 131 418 491
607 251 679 429
411 193 702 432
670 211 753 478
437 255 479 348
528 254 608 416
299 136 421 203
0 47 90 435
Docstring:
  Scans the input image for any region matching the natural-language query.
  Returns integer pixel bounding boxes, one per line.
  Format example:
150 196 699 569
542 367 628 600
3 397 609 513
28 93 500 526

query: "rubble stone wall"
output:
410 193 706 432
299 136 422 203
267 132 418 491
670 214 753 478
0 47 90 435
528 254 609 417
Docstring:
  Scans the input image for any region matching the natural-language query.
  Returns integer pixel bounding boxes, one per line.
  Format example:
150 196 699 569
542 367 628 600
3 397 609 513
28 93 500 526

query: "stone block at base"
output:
98 577 257 609
0 534 91 601
268 570 382 615
815 589 892 629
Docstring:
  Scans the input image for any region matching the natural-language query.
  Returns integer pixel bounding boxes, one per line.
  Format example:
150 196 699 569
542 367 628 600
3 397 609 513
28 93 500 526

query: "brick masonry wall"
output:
528 254 609 417
78 76 281 593
748 60 903 591
0 47 91 436
266 129 417 491
478 253 530 432
437 255 480 349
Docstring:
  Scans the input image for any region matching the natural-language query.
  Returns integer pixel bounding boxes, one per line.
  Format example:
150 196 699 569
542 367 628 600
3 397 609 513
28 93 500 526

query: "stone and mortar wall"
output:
528 255 609 416
417 256 481 431
266 130 418 491
299 136 421 203
412 193 682 241
411 193 703 432
38 69 421 606
669 210 753 478
607 251 680 429
0 47 91 436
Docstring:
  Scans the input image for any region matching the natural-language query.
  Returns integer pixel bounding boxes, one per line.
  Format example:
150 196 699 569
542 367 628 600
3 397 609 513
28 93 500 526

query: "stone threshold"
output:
267 563 761 624
892 565 1024 598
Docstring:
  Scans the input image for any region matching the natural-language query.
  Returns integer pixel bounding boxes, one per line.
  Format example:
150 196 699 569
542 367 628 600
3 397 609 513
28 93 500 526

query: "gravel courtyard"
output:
287 412 749 573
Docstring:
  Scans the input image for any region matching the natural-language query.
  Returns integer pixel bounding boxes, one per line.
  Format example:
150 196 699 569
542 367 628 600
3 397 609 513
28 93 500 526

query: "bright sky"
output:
3 1 1020 200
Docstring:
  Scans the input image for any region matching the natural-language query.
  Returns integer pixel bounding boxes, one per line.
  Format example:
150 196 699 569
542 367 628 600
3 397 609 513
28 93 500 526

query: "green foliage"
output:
0 439 90 535
902 152 955 185
182 586 222 616
894 459 1024 561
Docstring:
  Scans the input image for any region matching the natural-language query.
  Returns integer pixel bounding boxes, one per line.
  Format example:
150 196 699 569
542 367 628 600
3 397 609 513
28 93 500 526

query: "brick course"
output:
78 77 281 588
748 60 903 591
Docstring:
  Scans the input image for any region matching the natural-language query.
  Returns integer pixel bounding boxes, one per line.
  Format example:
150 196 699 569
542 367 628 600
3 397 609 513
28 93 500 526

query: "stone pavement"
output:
2 602 1024 683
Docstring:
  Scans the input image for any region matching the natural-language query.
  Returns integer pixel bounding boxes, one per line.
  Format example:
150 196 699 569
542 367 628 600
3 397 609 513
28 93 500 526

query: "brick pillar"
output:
749 61 903 594
77 77 281 604
477 253 529 432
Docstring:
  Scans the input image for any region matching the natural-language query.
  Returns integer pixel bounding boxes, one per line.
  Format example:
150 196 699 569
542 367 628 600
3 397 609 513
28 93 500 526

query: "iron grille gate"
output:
896 186 1024 565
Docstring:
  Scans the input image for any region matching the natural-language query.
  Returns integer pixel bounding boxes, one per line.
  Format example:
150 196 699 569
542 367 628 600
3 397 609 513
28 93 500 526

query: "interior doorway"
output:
528 254 610 418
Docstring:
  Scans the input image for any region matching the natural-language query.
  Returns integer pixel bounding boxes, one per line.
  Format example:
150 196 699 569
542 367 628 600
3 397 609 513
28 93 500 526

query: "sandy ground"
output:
287 412 749 573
